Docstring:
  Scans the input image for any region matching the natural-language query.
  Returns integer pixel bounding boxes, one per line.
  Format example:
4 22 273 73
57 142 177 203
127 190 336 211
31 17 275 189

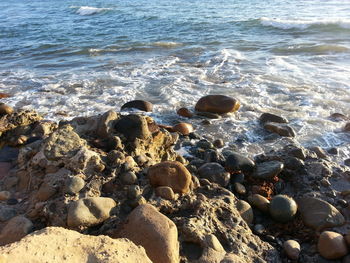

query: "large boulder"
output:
0 227 152 263
115 204 179 263
67 197 116 228
148 161 192 194
195 95 240 114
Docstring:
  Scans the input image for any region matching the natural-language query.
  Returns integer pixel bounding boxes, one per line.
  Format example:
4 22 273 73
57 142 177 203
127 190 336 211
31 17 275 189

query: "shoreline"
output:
0 97 350 262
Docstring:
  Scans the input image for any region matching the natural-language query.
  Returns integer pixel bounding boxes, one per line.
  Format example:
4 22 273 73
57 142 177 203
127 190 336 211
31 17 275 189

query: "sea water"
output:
0 0 349 159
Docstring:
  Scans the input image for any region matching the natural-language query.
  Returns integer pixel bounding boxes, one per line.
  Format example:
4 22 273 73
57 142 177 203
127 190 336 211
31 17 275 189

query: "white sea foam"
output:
152 42 182 48
260 17 350 30
71 6 112 16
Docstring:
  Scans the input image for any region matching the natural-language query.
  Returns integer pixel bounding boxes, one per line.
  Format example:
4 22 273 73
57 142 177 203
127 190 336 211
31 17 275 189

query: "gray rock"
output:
297 197 345 230
236 200 254 224
234 182 246 195
114 115 151 141
253 161 284 180
269 195 297 223
264 122 296 137
260 113 288 124
64 176 85 194
127 185 141 200
198 162 230 186
96 110 119 138
225 152 255 174
121 171 138 185
67 197 116 227
283 240 300 260
0 206 17 221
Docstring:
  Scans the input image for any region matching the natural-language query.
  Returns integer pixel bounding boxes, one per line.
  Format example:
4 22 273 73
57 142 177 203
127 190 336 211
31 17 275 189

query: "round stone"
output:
236 200 254 224
121 100 153 112
172 123 194 136
195 95 240 114
0 191 11 201
177 107 193 118
318 231 348 260
213 139 224 148
121 172 138 185
248 194 270 213
269 195 297 223
283 240 300 260
155 186 175 200
0 104 14 116
234 182 246 195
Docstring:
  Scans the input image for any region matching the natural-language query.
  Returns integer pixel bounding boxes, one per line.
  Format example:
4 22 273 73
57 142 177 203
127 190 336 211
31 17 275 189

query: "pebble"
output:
196 139 214 150
225 152 255 174
127 185 141 200
234 182 246 195
283 240 301 260
177 107 193 118
254 224 265 235
0 191 11 201
269 195 297 223
121 171 138 185
248 194 270 213
263 122 296 137
197 162 230 187
327 147 338 155
120 100 153 112
195 95 240 114
259 113 288 124
0 104 14 116
318 231 348 260
188 132 201 140
64 176 85 194
155 186 175 200
172 123 194 136
310 146 328 159
320 178 331 187
253 161 284 180
213 139 224 148
338 199 348 208
236 200 254 225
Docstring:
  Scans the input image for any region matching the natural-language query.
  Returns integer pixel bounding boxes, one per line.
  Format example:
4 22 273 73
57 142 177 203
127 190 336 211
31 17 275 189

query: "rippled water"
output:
0 0 349 158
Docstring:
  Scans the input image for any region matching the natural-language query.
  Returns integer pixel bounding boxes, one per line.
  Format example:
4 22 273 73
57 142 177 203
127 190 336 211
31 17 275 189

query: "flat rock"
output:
0 227 152 263
195 95 240 114
297 197 345 230
198 162 230 187
318 231 348 260
0 216 33 245
121 100 153 112
67 197 116 227
148 161 192 194
264 122 296 137
116 204 179 263
259 113 288 124
252 161 284 180
225 152 255 174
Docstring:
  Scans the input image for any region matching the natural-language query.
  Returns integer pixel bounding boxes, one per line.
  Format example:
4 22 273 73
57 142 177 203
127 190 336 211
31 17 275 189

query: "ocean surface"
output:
0 0 349 159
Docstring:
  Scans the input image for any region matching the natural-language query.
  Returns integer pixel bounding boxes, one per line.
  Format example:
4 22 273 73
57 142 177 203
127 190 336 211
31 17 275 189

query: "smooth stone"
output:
269 195 297 223
0 216 33 245
197 162 230 187
234 182 246 195
252 161 284 180
127 185 141 200
0 206 16 221
177 107 193 118
148 161 192 194
225 152 255 174
259 113 288 124
172 123 193 136
67 197 116 227
296 197 345 230
0 191 10 201
0 104 13 116
329 113 349 121
327 147 338 155
196 139 213 150
114 115 151 141
121 172 138 185
310 146 328 159
284 157 304 170
64 176 85 194
248 194 270 213
264 122 296 137
155 186 175 200
283 240 301 260
36 182 57 201
121 100 153 112
116 204 179 263
318 231 348 260
236 200 254 225
195 95 240 114
213 139 224 148
344 122 350 132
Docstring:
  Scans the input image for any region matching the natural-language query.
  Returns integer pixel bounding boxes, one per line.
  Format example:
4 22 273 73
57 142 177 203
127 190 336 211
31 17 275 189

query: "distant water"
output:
0 0 349 159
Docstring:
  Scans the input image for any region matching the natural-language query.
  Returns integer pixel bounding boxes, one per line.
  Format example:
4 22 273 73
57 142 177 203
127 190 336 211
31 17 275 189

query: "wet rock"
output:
213 139 224 148
121 100 153 112
172 123 194 135
225 152 255 174
283 240 300 260
252 161 284 180
234 182 246 195
236 200 254 224
196 139 213 150
264 122 296 137
344 122 350 132
196 112 221 119
318 231 348 260
0 206 16 221
177 107 193 118
155 186 175 200
259 113 288 124
248 194 270 213
148 161 192 194
0 104 13 116
115 204 179 263
297 197 345 230
114 114 151 141
344 158 350 167
195 95 240 114
269 195 297 223
67 197 116 227
0 216 33 245
284 157 304 170
198 162 230 187
64 176 85 194
329 113 349 121
327 147 338 155
310 146 328 159
96 110 119 138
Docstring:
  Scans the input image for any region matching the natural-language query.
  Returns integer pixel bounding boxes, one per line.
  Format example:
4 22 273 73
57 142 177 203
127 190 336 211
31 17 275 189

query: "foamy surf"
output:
260 17 350 30
70 6 112 16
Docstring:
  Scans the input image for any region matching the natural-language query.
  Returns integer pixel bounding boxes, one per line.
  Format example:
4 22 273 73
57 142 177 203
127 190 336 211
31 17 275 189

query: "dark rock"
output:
264 122 296 137
252 161 284 180
121 100 153 112
64 176 85 194
225 152 255 174
0 206 17 221
203 149 225 164
0 147 18 162
230 172 245 184
196 112 221 119
344 122 350 132
284 157 304 170
213 139 224 148
309 146 328 159
329 113 348 121
6 199 18 205
269 195 297 223
177 107 193 118
198 162 230 186
327 147 338 155
188 132 201 140
196 139 214 150
259 113 288 124
114 114 151 141
345 158 350 167
195 95 240 114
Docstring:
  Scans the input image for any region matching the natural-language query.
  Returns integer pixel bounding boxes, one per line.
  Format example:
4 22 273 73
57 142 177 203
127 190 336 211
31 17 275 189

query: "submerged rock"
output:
195 95 240 114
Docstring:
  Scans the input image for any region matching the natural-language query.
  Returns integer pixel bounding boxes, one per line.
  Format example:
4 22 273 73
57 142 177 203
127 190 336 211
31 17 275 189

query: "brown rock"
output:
195 95 240 114
121 100 153 112
248 194 270 213
156 186 175 200
116 204 179 263
0 191 10 201
177 107 193 118
0 227 152 263
318 231 348 260
236 200 254 224
0 104 13 116
283 240 300 260
329 113 348 121
148 161 192 194
0 162 12 180
344 122 350 132
264 122 296 137
0 216 33 245
259 113 288 124
0 93 10 99
172 123 193 135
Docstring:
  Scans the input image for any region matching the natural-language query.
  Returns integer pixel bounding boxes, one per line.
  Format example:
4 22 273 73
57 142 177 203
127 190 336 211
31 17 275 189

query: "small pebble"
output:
318 231 348 260
155 186 175 200
234 182 246 195
254 224 265 235
320 178 331 187
0 191 11 201
127 185 141 199
337 199 348 208
327 147 338 155
283 240 301 260
121 171 138 185
213 139 224 148
269 195 297 223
